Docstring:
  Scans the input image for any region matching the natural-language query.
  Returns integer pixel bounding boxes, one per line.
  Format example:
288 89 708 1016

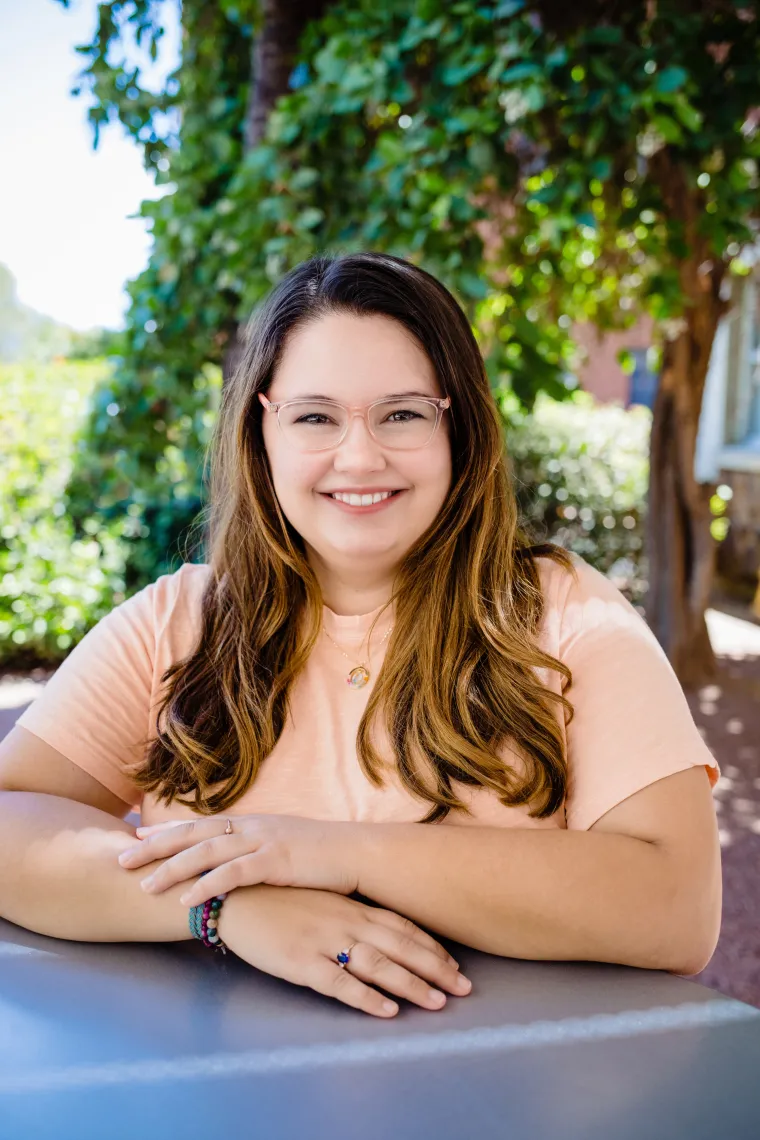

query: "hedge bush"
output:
503 387 651 609
0 360 130 669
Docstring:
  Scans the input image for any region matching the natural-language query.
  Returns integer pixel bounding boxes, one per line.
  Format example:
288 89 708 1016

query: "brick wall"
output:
571 315 655 406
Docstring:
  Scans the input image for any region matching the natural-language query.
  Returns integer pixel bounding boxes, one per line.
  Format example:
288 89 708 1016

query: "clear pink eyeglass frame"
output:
257 391 451 450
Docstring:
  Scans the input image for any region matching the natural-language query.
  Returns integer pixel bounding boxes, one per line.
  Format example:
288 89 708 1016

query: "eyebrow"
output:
292 390 435 400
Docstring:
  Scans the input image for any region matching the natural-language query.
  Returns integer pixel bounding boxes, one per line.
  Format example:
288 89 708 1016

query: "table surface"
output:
1 916 759 1140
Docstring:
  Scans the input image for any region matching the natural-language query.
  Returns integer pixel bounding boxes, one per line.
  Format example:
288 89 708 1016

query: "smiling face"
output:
260 311 453 614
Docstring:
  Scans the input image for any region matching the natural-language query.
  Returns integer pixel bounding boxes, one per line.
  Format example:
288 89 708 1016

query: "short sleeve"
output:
560 555 720 831
15 582 158 808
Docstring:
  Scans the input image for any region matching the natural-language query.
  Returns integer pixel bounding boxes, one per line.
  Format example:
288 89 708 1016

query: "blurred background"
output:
1 0 759 1004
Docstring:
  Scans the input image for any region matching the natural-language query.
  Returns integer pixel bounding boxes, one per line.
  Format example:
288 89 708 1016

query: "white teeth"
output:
330 491 396 506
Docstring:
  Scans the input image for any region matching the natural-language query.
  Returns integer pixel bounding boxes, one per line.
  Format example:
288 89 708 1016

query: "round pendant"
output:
347 666 370 689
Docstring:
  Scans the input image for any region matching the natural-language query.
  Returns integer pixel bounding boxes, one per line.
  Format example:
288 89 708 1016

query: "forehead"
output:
270 312 440 399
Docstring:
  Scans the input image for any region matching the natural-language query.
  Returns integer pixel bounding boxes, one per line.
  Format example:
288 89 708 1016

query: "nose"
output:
336 410 384 458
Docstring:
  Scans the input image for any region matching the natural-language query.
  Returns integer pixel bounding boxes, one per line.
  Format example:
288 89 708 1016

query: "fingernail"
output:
429 990 446 1006
179 894 191 906
448 957 459 968
382 1000 398 1014
455 975 472 992
118 852 134 865
140 877 155 892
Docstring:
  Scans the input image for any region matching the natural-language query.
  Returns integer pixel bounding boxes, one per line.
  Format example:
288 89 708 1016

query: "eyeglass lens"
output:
278 399 439 450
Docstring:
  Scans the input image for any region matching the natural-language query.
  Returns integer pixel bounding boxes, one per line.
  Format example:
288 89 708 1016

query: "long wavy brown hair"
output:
128 251 578 822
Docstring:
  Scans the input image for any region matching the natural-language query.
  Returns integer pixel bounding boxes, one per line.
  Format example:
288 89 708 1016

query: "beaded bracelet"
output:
188 872 228 954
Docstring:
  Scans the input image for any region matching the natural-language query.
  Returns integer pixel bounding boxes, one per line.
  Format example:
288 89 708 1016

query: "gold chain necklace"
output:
322 621 395 689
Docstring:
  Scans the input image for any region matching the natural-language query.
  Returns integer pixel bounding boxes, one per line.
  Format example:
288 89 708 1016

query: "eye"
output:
384 409 423 422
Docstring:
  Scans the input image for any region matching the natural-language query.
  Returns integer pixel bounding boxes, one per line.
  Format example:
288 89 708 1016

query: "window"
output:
627 348 660 410
725 271 760 448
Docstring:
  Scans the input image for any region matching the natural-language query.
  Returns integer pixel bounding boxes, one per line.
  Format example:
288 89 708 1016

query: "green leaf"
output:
290 166 320 191
296 208 325 230
495 0 526 15
398 17 446 52
588 157 612 180
390 79 415 104
375 131 407 165
501 62 542 84
340 63 375 93
468 138 496 172
585 26 623 45
458 272 490 299
440 56 488 86
545 46 568 69
672 96 703 134
313 46 347 85
651 114 685 144
654 66 688 94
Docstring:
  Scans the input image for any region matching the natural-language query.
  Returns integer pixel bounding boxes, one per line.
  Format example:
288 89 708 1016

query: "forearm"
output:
352 823 708 975
0 791 190 942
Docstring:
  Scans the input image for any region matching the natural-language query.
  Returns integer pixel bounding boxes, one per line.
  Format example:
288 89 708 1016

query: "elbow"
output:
660 843 724 975
662 887 722 978
666 944 717 978
666 926 720 977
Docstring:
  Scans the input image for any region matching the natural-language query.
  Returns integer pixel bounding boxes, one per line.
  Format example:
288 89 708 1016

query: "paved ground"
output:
689 609 760 1009
2 606 759 1008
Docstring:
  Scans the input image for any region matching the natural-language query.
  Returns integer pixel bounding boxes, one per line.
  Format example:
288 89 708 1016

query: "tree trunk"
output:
222 0 328 386
646 325 720 689
644 148 731 689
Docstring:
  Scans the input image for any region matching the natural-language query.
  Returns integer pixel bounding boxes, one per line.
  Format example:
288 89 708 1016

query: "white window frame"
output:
696 247 760 481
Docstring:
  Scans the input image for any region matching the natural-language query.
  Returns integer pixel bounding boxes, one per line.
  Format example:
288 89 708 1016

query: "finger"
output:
139 837 252 895
364 924 472 999
336 942 450 1012
177 853 269 906
364 908 460 968
308 956 399 1019
135 820 193 836
119 819 227 868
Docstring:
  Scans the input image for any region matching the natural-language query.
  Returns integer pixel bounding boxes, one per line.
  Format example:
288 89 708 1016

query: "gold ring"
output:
224 818 233 835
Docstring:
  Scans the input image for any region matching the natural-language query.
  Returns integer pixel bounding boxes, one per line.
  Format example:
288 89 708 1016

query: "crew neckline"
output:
321 598 395 641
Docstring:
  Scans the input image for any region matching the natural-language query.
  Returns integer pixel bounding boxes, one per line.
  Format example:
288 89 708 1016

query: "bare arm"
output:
0 726 189 942
350 767 722 976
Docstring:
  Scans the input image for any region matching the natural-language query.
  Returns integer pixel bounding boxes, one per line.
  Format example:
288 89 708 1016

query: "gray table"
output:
1 916 759 1140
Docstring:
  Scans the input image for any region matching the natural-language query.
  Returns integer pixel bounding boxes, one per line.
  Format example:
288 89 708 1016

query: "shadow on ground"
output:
687 653 760 1009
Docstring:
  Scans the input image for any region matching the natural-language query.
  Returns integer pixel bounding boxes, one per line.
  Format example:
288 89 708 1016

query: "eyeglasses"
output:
258 392 451 451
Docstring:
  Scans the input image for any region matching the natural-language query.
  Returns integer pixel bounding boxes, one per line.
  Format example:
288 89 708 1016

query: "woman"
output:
0 251 721 1020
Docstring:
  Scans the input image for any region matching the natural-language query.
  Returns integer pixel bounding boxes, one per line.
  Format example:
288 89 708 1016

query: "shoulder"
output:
532 547 584 639
532 549 655 660
135 561 212 619
145 562 213 647
105 562 212 653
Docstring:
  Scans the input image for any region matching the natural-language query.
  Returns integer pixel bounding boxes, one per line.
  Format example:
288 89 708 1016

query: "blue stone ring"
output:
336 942 358 968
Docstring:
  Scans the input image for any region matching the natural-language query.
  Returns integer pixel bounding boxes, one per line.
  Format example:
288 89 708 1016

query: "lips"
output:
319 490 405 500
318 489 407 511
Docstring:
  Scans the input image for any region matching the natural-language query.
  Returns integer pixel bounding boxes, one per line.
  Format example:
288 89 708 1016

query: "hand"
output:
218 885 473 1018
117 813 358 906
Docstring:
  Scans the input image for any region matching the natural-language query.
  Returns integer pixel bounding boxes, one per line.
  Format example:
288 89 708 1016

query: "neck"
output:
317 578 395 617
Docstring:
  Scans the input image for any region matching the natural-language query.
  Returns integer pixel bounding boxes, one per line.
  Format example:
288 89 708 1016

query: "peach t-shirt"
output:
17 552 719 831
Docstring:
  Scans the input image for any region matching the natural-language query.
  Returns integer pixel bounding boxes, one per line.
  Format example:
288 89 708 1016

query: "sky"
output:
0 0 180 331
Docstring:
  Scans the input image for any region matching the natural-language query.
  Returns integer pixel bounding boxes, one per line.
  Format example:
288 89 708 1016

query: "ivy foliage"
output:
57 0 760 590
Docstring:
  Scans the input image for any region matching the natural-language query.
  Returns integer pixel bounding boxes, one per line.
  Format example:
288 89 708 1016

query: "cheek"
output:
266 442 322 492
409 446 451 492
